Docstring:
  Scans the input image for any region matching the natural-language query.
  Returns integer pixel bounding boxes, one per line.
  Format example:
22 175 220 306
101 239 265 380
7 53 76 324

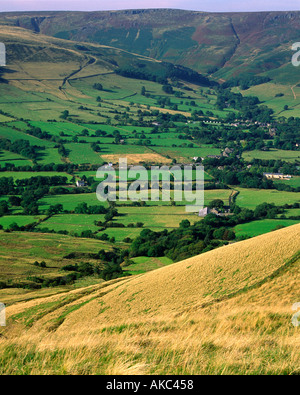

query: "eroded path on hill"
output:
59 55 97 93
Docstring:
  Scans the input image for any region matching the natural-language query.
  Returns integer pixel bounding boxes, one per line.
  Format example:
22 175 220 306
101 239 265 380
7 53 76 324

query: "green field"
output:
0 124 54 147
235 219 300 237
29 121 87 137
274 176 300 189
0 171 72 181
116 206 197 228
0 215 46 229
0 115 15 122
96 227 147 243
284 208 300 217
38 214 105 233
152 145 221 162
235 188 300 209
124 256 174 275
0 150 32 167
39 193 108 212
64 143 104 165
242 149 300 163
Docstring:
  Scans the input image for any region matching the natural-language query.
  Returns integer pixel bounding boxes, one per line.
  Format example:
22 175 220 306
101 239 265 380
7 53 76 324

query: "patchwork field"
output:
0 215 46 229
242 149 300 163
0 150 32 167
39 194 108 212
101 153 171 165
235 188 300 209
152 146 221 163
38 214 105 233
235 219 300 238
274 176 300 189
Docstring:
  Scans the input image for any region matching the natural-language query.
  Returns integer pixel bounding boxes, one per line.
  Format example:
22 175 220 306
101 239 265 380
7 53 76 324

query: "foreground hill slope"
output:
1 224 299 374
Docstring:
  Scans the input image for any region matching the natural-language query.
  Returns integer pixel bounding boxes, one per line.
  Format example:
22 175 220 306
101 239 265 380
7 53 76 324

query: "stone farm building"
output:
263 173 291 180
76 180 85 187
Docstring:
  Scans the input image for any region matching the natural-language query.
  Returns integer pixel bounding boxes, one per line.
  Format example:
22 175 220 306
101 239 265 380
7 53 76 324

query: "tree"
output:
209 199 225 209
75 202 88 214
105 212 114 222
8 196 21 207
60 110 69 120
162 85 174 94
9 222 20 231
99 233 109 241
47 204 63 215
180 219 190 228
0 201 9 216
93 83 103 91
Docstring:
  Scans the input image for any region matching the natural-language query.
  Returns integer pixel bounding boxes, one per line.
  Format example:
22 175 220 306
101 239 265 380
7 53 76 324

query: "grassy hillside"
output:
0 231 114 305
1 10 300 115
1 10 299 81
1 224 299 374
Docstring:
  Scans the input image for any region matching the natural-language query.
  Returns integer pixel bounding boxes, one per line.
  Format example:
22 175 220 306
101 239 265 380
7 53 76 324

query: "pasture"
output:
242 149 300 163
234 219 300 237
38 214 105 233
235 188 300 209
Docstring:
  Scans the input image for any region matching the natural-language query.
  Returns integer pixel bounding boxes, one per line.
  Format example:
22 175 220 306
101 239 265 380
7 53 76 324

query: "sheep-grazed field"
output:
1 224 299 375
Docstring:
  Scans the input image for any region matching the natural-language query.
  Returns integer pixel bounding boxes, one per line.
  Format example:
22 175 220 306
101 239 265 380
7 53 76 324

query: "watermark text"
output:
292 302 300 327
0 303 5 326
96 159 204 213
0 43 6 67
292 42 300 67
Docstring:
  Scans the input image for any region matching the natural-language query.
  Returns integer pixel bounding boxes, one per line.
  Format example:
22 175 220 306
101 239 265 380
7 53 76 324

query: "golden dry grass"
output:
101 153 172 165
0 224 299 374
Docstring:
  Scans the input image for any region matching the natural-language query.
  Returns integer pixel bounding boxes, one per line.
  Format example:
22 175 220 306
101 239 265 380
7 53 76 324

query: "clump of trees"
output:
0 138 43 161
93 83 103 91
127 202 285 262
222 74 271 90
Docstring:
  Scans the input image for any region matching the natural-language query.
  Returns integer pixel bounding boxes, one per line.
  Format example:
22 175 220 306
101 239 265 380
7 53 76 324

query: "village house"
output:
198 207 211 217
222 147 233 157
198 207 220 217
76 180 85 187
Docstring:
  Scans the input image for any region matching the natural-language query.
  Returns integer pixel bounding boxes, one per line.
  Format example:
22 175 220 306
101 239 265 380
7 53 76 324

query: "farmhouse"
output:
222 147 233 157
198 207 211 217
198 207 220 217
263 173 292 180
76 180 85 187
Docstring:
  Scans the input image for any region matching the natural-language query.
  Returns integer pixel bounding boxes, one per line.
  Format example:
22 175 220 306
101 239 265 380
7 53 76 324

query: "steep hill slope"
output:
1 9 299 83
1 224 299 374
0 24 211 99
